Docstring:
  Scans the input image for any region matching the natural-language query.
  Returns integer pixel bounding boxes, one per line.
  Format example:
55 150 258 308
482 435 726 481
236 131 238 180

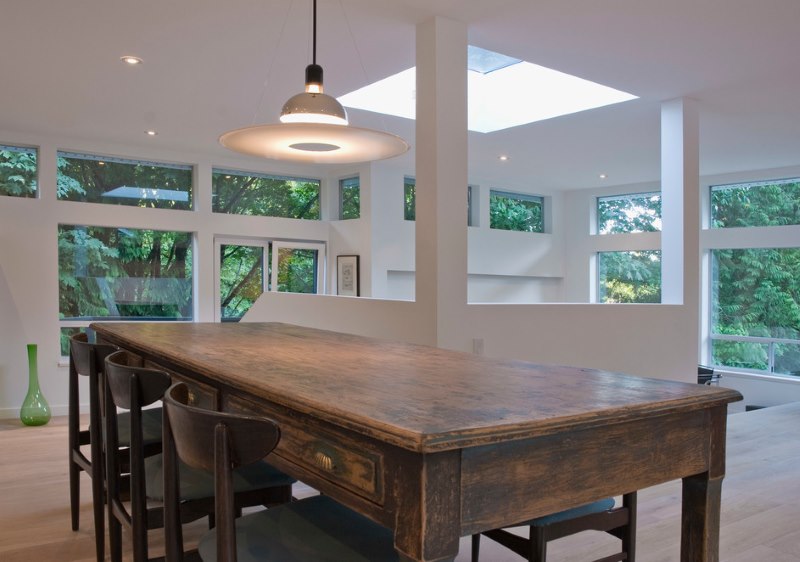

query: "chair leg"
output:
69 457 80 531
471 534 481 562
623 492 637 562
90 464 105 562
530 525 547 562
108 512 122 562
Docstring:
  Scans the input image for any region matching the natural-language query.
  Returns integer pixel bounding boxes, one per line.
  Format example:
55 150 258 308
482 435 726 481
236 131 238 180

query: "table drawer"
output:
226 394 384 505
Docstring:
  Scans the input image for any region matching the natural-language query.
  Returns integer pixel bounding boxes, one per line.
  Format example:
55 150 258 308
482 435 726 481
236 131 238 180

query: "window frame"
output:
489 189 545 233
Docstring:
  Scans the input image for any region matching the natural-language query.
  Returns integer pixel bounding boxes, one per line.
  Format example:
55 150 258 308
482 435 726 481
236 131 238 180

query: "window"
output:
710 248 800 375
59 225 193 352
0 144 37 198
213 168 321 219
216 239 325 322
598 250 662 303
711 178 800 228
489 190 544 233
597 192 661 234
404 176 416 221
404 177 476 225
57 152 192 209
339 176 360 220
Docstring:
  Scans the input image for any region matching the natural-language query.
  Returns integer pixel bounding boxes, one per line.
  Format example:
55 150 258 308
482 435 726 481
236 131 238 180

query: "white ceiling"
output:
2 0 799 191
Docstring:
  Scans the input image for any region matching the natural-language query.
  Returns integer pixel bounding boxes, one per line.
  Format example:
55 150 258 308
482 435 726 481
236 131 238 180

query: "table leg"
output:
680 405 728 562
394 449 461 561
681 473 723 562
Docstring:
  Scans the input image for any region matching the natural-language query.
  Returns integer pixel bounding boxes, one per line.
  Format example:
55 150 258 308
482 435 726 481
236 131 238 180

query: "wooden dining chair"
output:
104 351 295 562
69 333 164 562
162 381 401 562
471 492 636 562
68 332 116 562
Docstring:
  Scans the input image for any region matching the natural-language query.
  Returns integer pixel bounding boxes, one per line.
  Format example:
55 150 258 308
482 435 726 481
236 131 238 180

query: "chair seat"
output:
198 495 399 562
117 407 163 447
145 455 295 502
523 498 616 527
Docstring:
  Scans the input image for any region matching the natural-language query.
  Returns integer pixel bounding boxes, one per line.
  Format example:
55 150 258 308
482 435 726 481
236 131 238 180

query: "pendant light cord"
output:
312 0 317 65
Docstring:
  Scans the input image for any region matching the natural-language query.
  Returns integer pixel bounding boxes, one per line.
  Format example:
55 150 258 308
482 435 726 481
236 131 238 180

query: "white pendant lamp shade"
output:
218 0 409 164
220 122 409 164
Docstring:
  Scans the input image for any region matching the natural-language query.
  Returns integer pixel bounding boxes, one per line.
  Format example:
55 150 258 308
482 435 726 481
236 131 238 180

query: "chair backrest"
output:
104 349 172 550
163 382 281 562
69 332 117 378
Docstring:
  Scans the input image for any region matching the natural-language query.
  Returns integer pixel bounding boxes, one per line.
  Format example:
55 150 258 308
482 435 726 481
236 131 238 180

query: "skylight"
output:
337 46 637 133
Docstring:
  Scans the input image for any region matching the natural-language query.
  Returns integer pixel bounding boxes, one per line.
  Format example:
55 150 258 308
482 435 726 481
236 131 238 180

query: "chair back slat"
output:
70 332 117 377
163 383 281 473
105 350 171 409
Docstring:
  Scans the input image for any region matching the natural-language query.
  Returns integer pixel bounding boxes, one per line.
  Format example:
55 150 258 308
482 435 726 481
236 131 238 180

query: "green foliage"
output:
712 181 800 228
219 245 264 320
57 153 192 209
340 177 360 220
0 147 38 197
276 248 317 293
213 171 320 219
404 179 415 221
58 225 193 320
598 251 662 303
489 192 543 233
597 192 661 234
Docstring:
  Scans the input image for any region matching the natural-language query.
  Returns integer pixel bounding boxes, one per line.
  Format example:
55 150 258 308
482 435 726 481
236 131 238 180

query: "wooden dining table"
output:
92 321 742 562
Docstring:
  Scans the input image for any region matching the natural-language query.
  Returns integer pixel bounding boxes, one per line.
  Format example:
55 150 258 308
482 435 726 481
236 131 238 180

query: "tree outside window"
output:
339 177 360 220
213 169 320 219
0 144 37 198
489 190 543 233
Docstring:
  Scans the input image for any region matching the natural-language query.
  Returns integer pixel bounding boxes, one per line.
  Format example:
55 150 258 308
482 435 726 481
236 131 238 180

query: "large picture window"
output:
58 225 193 351
711 248 800 375
598 250 662 303
212 168 321 219
489 190 544 233
57 152 192 209
597 192 661 234
711 178 800 228
0 144 37 198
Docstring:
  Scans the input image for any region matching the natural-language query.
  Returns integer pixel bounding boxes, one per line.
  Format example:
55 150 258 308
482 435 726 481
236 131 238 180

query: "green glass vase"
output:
20 343 51 426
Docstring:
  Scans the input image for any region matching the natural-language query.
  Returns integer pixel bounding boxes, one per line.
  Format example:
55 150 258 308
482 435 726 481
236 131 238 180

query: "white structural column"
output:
661 98 699 306
661 98 701 369
415 16 469 348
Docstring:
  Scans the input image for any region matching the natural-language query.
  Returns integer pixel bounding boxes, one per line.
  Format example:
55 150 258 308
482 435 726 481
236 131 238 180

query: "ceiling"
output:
2 0 799 192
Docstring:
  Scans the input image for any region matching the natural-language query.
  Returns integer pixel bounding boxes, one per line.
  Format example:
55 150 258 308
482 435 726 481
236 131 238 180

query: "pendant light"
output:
220 0 409 164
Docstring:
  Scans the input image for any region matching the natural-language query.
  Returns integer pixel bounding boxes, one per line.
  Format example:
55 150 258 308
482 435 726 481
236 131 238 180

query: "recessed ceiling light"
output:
599 173 608 179
145 130 158 136
499 155 510 161
120 55 143 65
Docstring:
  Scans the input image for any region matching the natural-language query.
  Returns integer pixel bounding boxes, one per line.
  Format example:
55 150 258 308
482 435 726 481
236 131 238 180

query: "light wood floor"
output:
1 404 799 562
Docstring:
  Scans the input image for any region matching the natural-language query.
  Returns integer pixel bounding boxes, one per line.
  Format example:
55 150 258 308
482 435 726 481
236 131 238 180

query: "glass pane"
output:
212 169 320 219
598 250 662 303
711 339 769 371
57 152 192 209
340 177 360 220
220 245 264 321
711 248 800 340
489 190 543 232
59 327 86 356
404 177 415 221
277 248 318 293
58 225 193 320
597 192 661 234
774 342 800 376
0 145 37 198
711 178 800 228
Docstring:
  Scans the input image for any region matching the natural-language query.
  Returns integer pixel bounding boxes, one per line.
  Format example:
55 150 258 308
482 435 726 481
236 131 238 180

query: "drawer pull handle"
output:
314 451 336 472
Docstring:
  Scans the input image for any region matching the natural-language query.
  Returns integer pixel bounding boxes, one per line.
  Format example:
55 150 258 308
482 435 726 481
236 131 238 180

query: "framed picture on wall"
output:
336 255 360 297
